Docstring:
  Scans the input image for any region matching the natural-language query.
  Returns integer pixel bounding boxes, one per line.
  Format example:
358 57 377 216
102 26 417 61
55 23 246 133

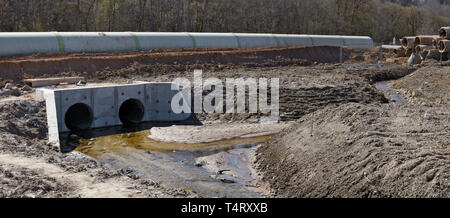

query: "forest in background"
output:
0 0 449 42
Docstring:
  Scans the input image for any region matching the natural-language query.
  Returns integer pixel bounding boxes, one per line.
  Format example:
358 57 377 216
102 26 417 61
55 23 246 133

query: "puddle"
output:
76 130 271 157
74 128 272 198
375 81 409 105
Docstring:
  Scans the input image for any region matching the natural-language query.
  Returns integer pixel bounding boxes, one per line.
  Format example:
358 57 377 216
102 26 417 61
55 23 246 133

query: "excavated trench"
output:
374 81 409 105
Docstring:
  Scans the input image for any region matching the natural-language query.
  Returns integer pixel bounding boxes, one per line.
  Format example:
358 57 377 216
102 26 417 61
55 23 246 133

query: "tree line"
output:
0 0 449 42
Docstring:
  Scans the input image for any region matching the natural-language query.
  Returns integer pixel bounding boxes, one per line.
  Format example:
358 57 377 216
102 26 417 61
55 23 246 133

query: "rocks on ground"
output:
0 82 33 97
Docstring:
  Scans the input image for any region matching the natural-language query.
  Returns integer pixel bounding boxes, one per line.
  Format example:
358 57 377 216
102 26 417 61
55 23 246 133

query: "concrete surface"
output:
39 82 191 145
24 77 84 87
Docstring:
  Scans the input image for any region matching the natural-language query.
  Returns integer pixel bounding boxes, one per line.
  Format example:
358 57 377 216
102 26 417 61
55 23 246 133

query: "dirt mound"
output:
0 164 73 198
0 99 47 139
346 47 407 64
192 64 412 122
0 46 350 82
256 103 449 198
392 65 450 105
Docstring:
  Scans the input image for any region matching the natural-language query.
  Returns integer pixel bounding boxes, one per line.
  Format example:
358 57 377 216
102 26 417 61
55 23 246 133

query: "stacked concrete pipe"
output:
0 32 374 57
438 27 450 54
439 27 450 39
401 36 415 49
414 35 439 46
401 27 450 61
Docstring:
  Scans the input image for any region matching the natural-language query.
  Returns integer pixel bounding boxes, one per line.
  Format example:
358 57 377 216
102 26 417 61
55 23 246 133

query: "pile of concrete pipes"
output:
400 26 450 61
0 32 374 57
438 27 450 53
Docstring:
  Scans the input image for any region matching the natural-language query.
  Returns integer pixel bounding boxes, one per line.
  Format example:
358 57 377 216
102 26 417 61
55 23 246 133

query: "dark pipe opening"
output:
119 99 144 124
401 38 408 47
439 41 445 52
439 29 446 38
65 103 93 131
414 37 420 45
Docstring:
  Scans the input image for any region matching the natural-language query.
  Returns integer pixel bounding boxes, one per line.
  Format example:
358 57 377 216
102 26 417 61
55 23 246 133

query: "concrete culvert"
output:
413 35 437 46
65 103 93 131
119 99 145 124
401 37 414 49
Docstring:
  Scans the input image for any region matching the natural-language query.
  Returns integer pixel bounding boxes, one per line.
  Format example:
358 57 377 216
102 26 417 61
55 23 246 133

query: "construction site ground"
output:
0 46 448 198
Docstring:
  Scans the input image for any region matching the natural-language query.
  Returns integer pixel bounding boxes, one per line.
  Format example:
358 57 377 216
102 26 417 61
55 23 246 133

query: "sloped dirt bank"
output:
0 46 350 82
392 64 450 105
256 103 449 197
191 64 414 122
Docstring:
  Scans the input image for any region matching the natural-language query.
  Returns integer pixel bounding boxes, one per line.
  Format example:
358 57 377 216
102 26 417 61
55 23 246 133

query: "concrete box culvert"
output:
39 82 191 146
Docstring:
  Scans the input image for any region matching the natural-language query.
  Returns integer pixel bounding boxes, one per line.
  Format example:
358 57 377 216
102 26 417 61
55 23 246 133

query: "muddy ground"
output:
256 59 449 198
256 103 449 197
0 98 190 198
0 47 448 198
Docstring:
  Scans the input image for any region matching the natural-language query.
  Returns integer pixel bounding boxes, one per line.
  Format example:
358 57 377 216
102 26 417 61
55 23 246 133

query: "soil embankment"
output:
392 64 450 105
0 46 350 82
255 61 449 198
256 98 449 197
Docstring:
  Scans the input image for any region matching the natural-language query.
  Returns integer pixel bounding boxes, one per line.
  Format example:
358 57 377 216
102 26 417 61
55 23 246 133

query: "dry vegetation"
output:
0 0 448 42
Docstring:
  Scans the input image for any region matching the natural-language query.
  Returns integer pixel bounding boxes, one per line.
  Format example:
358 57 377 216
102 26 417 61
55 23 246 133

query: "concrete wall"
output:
41 82 191 145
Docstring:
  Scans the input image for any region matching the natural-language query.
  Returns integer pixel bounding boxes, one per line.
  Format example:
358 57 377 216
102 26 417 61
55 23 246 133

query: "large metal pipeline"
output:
0 32 374 57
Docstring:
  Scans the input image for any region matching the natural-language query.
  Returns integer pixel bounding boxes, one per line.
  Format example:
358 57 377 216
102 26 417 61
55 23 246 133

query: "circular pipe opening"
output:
439 28 447 38
65 103 93 131
119 99 145 124
401 37 411 48
414 37 420 45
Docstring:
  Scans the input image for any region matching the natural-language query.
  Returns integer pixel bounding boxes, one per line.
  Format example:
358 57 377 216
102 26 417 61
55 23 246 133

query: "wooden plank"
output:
23 77 84 87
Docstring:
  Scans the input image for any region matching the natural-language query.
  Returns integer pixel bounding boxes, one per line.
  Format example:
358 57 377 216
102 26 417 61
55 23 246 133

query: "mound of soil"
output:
256 103 449 198
392 65 450 105
0 99 47 139
0 164 72 198
192 64 412 122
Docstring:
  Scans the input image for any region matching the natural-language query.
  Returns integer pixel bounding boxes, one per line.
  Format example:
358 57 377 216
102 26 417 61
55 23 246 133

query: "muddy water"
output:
375 81 409 105
75 130 271 198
